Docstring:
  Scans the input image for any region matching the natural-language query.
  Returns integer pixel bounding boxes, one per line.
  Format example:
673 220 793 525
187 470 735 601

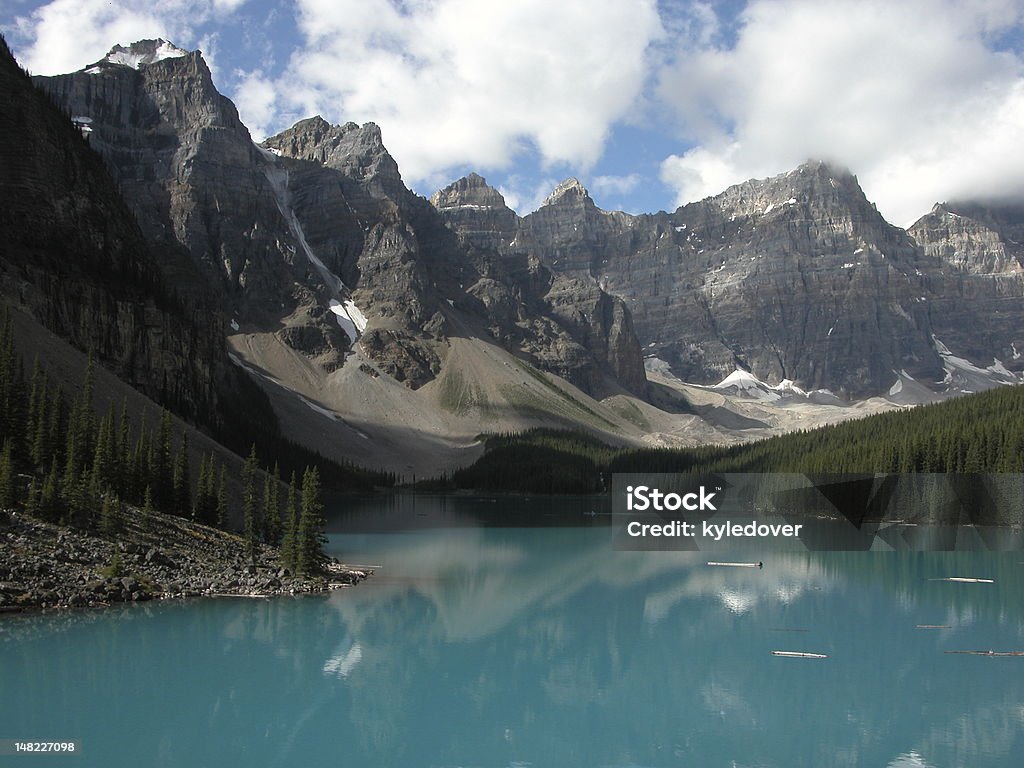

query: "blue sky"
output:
5 0 1024 224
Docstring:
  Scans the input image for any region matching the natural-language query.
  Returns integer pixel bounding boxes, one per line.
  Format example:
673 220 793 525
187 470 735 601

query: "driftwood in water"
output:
772 650 828 659
707 561 763 568
944 650 1024 657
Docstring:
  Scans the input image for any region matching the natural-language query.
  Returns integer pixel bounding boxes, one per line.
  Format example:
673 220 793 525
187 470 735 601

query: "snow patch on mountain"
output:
262 159 370 347
932 336 1019 393
103 39 188 70
329 299 368 342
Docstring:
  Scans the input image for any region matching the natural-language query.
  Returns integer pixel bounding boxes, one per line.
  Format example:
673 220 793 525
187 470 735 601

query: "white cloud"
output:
270 0 663 184
10 0 248 76
498 176 560 215
660 143 748 204
590 173 642 197
232 69 277 140
657 0 1024 225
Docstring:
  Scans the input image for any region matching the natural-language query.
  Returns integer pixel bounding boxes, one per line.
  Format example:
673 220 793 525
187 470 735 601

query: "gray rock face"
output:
263 120 648 395
908 203 1024 378
430 173 648 396
429 173 518 251
0 36 238 422
35 38 1021 405
499 162 1024 397
35 41 303 314
265 116 405 197
37 43 649 397
910 202 1024 275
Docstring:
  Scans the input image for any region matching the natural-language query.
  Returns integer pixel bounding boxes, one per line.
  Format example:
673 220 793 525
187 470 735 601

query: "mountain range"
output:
6 38 1023 475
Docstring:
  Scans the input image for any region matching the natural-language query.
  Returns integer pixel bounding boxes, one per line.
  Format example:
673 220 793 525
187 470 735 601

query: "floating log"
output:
707 561 763 568
916 625 952 629
928 577 994 583
944 650 1024 657
772 650 828 659
770 651 827 659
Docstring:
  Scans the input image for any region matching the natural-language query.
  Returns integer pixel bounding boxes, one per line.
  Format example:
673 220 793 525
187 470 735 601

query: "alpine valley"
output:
7 38 1024 478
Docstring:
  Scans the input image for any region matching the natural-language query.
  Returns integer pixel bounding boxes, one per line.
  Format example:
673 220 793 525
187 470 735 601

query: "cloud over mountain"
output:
657 0 1024 224
8 0 1024 222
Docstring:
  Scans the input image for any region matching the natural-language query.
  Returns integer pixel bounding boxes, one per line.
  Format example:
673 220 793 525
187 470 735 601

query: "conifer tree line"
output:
441 383 1024 492
0 314 328 575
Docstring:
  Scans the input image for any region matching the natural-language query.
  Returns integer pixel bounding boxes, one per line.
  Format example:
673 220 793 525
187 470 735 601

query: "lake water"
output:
2 494 1024 767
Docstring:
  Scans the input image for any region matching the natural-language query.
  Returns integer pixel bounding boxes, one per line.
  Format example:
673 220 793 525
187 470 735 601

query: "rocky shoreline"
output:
0 507 370 614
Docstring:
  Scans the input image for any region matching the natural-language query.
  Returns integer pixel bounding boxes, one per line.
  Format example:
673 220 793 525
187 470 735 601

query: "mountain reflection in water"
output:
1 495 1022 767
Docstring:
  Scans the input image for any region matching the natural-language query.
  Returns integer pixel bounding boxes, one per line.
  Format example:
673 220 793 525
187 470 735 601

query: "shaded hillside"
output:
0 35 227 422
0 35 389 488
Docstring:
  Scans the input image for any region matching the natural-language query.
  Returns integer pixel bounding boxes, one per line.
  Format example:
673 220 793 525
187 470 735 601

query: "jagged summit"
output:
430 173 510 212
96 39 190 70
691 158 873 224
541 178 592 208
263 116 401 191
910 201 1024 274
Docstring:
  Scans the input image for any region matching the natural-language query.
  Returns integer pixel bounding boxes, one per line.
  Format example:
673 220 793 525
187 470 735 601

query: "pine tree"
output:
280 471 299 572
30 375 50 470
263 462 282 546
216 463 228 528
39 459 61 522
0 310 23 446
0 438 15 509
130 416 149 506
26 357 44 456
150 409 173 510
194 452 220 525
44 384 64 472
242 445 260 563
193 453 210 522
172 431 191 517
99 492 119 536
65 355 96 476
23 476 39 518
116 398 131 496
297 466 326 576
90 407 116 495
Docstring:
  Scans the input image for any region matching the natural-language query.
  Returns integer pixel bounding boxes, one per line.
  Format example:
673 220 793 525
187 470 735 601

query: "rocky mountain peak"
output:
910 201 1023 274
263 117 402 192
541 178 593 208
696 159 876 227
430 173 511 212
99 39 190 70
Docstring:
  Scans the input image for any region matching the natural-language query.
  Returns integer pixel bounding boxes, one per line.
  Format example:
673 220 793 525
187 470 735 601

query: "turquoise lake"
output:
2 494 1024 767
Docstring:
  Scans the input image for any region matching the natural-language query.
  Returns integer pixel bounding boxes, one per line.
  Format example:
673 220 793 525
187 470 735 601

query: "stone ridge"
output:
910 202 1024 275
510 157 1024 396
541 178 592 207
34 43 363 374
433 174 648 397
33 38 1024 402
99 38 189 69
429 173 510 212
36 40 651 398
263 116 404 195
